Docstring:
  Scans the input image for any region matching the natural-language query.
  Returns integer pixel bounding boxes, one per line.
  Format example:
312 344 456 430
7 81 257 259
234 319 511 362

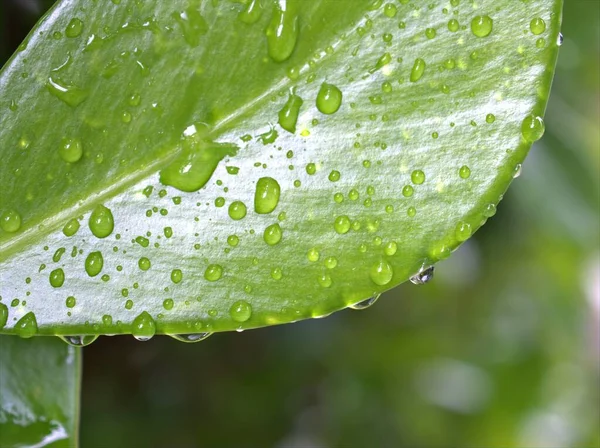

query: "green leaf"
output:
0 336 80 448
0 0 562 337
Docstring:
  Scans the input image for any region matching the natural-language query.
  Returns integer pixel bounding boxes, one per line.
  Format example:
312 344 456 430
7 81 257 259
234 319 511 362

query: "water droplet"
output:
62 218 80 237
254 177 281 214
448 19 460 32
85 251 103 277
89 204 114 238
530 18 546 35
483 203 497 218
316 83 343 115
455 221 472 241
164 227 173 238
138 257 151 271
59 137 83 163
65 18 83 38
557 33 563 46
173 7 208 47
169 333 213 343
46 76 88 107
324 256 338 269
384 241 397 256
204 264 223 282
513 163 522 178
131 311 156 341
278 92 303 133
306 163 316 175
265 1 298 62
486 113 496 123
0 209 22 233
425 28 436 39
229 300 252 323
59 335 98 346
328 170 341 182
370 260 393 286
15 312 38 338
135 236 149 247
259 127 278 145
163 298 174 310
384 3 397 17
349 294 380 310
239 0 262 24
410 266 435 285
53 247 66 263
459 165 471 179
411 170 425 185
227 235 239 247
334 215 351 234
410 58 426 82
228 201 247 220
521 115 545 142
402 185 414 197
471 15 493 37
263 223 283 245
171 269 183 284
49 268 65 288
307 248 320 262
66 296 76 308
0 303 8 329
318 273 332 288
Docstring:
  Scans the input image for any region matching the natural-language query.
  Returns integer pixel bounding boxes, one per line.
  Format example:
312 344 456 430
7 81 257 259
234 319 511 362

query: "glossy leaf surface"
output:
0 336 80 447
0 0 562 336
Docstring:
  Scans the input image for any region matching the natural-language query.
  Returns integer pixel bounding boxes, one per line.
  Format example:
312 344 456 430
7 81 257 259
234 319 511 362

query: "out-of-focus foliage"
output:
2 0 598 447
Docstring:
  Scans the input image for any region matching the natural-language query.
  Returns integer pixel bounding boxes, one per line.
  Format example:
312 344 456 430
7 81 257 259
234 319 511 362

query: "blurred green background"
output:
2 1 598 447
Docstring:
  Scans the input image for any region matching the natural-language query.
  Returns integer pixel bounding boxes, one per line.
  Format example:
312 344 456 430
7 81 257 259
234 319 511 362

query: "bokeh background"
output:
2 1 599 447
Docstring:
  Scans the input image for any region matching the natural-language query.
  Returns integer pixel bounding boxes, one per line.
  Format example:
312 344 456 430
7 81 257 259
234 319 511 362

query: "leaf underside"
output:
0 335 80 447
0 0 562 337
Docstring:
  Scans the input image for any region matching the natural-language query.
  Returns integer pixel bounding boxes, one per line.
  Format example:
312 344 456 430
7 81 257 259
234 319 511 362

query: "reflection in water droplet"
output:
65 18 83 38
204 264 223 281
228 201 247 220
169 333 213 343
410 266 435 285
59 335 98 347
349 294 381 310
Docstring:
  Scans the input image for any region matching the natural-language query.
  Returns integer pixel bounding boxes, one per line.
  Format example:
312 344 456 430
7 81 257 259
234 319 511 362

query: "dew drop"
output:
173 6 208 47
369 260 393 286
66 296 76 308
278 92 303 133
204 264 223 282
483 203 497 218
306 163 316 175
513 163 522 178
411 170 425 185
65 18 83 38
410 58 426 82
49 268 65 288
318 273 333 288
239 0 262 24
59 137 83 163
471 15 493 37
349 294 381 310
163 298 174 310
171 269 183 284
138 257 151 271
89 204 114 238
486 113 496 123
384 241 397 256
530 18 546 35
0 303 8 330
410 266 435 285
557 33 563 46
459 165 471 179
254 177 280 214
15 312 38 338
328 170 341 182
131 311 156 341
307 248 320 262
263 223 283 246
62 218 80 237
402 185 414 197
85 251 103 277
59 335 98 347
0 209 22 233
135 236 149 247
334 215 351 234
316 83 343 115
425 27 436 39
229 300 252 323
46 77 88 107
228 201 247 220
521 115 545 142
455 221 472 242
384 3 397 17
169 333 213 343
265 1 299 62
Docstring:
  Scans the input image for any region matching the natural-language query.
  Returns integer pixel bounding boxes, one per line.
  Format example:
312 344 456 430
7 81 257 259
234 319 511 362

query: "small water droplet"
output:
59 335 98 346
459 165 471 179
66 296 76 308
384 241 397 256
254 177 281 214
229 300 252 323
204 264 223 282
263 223 283 245
131 311 156 341
59 137 83 163
89 204 114 238
0 209 22 233
384 3 397 17
521 115 545 142
448 19 460 32
316 83 343 114
307 248 320 262
513 163 523 178
228 201 247 220
369 260 393 286
15 312 38 338
410 58 426 82
483 203 497 218
169 333 213 343
49 268 65 288
278 92 303 133
138 257 151 271
65 18 83 38
0 303 8 329
85 251 103 277
530 18 546 35
455 221 472 242
239 0 262 24
135 236 149 247
62 218 80 237
411 170 425 185
349 294 381 310
334 215 351 234
265 1 298 62
410 266 435 285
471 15 493 37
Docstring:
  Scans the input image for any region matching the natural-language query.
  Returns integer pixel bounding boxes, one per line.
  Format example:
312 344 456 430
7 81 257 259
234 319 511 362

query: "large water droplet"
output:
521 115 545 142
530 18 546 35
410 58 426 82
334 215 351 234
204 264 223 282
410 266 435 285
471 15 493 37
369 260 393 286
15 312 38 338
316 83 343 115
59 335 98 347
278 92 303 133
49 268 65 288
169 333 213 343
89 204 114 238
131 311 156 341
65 18 83 38
59 137 83 163
266 0 299 62
263 223 283 245
254 177 281 214
0 209 22 233
229 300 252 323
228 201 247 220
85 251 103 277
349 294 381 310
